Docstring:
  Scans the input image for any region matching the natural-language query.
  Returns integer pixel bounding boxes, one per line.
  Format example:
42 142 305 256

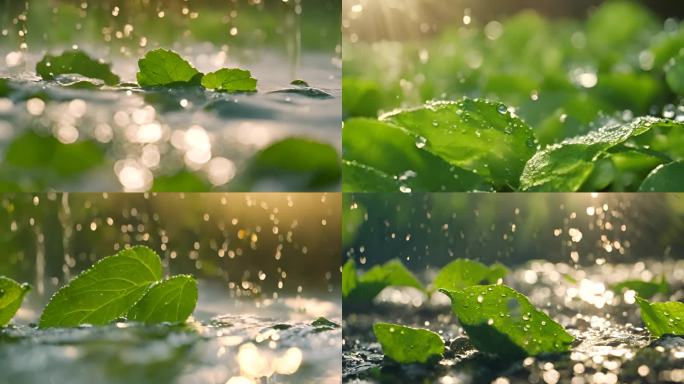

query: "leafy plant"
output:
0 277 30 326
343 1 684 192
611 276 669 299
201 68 257 92
136 48 203 87
373 322 444 364
343 259 423 306
431 259 508 292
636 297 684 338
40 246 197 328
36 49 120 85
343 101 684 192
440 285 574 358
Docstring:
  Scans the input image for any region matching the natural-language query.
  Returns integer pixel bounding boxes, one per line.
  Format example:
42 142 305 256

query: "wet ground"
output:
0 45 341 192
343 260 684 384
1 280 342 384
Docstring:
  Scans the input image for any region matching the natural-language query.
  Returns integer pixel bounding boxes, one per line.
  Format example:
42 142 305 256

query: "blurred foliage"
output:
0 0 340 53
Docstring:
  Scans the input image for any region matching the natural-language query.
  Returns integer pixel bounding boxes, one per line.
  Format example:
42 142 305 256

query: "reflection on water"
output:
1 309 341 384
0 192 341 383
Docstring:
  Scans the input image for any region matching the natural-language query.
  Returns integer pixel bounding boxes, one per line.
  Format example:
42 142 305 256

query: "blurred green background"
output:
0 192 341 298
0 0 340 54
343 0 684 147
343 193 684 270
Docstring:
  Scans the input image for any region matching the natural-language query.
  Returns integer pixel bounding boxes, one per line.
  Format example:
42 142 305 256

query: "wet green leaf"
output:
137 49 202 87
311 317 340 330
639 161 684 192
611 277 669 299
201 68 257 92
521 117 681 191
251 137 341 189
128 275 197 324
0 277 30 326
39 246 163 328
343 118 489 192
343 259 423 305
381 98 537 189
432 259 508 292
342 160 397 192
36 50 120 85
637 297 684 338
373 322 444 364
666 52 684 96
440 285 574 357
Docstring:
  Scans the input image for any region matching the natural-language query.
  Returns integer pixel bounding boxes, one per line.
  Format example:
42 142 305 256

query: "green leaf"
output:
381 98 537 189
342 259 357 298
5 131 104 177
201 68 257 92
128 275 197 324
251 138 341 188
0 277 30 326
666 52 684 96
373 322 445 364
36 50 120 85
639 161 684 192
0 78 13 97
440 285 574 357
611 277 669 299
432 259 508 292
342 197 366 247
137 49 202 87
342 77 382 118
39 246 163 328
151 170 211 192
342 160 398 192
311 317 340 329
343 118 489 192
637 297 684 338
344 259 424 305
521 117 681 191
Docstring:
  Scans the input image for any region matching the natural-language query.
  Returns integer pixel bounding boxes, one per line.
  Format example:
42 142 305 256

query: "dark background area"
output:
343 193 684 271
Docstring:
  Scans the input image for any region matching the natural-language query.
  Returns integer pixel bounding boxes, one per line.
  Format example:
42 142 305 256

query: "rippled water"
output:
2 281 341 384
343 260 684 384
0 46 341 192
